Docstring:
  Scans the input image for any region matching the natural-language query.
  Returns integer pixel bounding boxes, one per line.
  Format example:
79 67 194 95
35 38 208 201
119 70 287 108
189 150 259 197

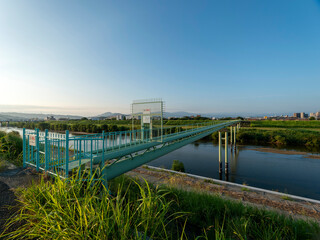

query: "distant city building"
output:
212 117 216 120
300 112 308 119
44 116 56 121
115 114 125 120
293 113 301 118
58 118 69 121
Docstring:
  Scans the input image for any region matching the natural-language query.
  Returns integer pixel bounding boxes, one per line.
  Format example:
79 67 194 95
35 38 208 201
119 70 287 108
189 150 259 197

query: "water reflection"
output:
149 141 320 200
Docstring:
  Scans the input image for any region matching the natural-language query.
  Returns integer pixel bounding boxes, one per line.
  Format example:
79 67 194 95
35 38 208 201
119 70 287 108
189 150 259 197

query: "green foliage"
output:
1 174 186 240
0 131 23 166
166 187 319 240
210 128 320 151
250 120 320 129
1 174 319 239
10 120 130 133
171 160 185 172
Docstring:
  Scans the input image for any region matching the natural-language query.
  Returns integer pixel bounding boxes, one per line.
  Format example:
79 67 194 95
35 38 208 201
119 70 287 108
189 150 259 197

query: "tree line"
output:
10 122 130 133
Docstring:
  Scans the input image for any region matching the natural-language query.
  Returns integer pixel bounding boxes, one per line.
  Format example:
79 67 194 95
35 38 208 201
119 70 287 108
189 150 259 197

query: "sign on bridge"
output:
29 135 36 146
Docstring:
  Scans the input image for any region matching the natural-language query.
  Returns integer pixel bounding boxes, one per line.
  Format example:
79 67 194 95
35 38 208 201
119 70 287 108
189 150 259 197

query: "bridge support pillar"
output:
233 126 236 150
230 126 233 146
218 132 222 174
225 132 228 175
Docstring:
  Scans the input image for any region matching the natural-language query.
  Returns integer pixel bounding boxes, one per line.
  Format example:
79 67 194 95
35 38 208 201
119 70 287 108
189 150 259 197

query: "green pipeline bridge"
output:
23 121 240 184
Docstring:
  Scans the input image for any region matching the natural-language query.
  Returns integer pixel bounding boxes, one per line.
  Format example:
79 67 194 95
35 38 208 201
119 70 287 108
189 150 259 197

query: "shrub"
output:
171 160 185 172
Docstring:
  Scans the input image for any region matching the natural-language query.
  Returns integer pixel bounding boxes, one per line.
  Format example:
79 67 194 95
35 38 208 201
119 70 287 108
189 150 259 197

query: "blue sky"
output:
0 0 319 116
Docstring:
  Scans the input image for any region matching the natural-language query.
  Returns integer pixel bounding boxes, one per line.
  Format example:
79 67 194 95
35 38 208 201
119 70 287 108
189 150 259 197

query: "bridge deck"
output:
23 121 240 182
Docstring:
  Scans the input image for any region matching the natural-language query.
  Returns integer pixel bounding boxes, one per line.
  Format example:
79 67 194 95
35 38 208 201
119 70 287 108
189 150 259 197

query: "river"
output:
2 127 320 200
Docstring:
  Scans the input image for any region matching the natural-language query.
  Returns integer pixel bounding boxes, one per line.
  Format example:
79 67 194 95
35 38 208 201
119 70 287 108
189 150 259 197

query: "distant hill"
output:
94 112 124 118
0 112 83 121
92 111 216 119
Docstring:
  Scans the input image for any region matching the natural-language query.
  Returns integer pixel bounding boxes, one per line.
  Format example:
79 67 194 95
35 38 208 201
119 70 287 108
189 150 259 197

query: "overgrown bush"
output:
171 160 185 172
0 131 23 166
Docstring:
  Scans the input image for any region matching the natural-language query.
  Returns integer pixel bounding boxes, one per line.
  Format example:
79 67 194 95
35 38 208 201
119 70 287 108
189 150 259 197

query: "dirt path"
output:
0 168 40 235
127 166 320 222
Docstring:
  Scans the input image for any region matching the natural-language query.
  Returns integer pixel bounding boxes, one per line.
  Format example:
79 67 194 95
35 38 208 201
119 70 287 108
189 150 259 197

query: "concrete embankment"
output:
127 165 320 222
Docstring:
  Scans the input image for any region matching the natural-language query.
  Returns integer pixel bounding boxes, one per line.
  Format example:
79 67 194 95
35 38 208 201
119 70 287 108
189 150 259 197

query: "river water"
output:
2 127 320 200
149 141 320 200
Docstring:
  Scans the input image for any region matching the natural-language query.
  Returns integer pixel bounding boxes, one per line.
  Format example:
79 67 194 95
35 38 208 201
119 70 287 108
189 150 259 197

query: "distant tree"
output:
37 122 50 131
81 117 88 120
101 124 109 132
91 125 98 133
309 116 316 120
110 125 118 132
236 116 244 120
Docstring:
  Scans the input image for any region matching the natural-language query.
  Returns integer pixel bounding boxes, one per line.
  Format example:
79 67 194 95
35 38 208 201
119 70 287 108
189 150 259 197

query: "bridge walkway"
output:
23 121 239 181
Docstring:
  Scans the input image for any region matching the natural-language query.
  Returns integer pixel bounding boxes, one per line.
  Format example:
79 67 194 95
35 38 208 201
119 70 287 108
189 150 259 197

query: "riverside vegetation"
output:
8 119 215 133
209 120 320 152
0 131 23 171
1 172 319 240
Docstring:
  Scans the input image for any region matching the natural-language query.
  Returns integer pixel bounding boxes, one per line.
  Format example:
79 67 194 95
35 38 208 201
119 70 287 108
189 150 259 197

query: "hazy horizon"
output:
0 104 318 118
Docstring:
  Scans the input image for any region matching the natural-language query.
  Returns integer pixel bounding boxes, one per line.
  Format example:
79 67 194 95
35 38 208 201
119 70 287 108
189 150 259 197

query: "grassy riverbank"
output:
1 173 319 240
250 120 320 129
207 120 320 152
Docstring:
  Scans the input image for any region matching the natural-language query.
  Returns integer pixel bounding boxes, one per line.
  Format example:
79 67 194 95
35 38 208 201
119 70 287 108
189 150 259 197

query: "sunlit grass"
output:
1 173 319 239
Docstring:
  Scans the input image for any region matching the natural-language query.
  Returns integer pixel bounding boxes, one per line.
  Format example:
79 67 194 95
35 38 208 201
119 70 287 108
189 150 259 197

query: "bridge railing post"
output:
45 129 48 172
23 128 26 168
65 130 69 178
36 129 40 172
219 132 222 174
234 126 236 149
225 132 228 175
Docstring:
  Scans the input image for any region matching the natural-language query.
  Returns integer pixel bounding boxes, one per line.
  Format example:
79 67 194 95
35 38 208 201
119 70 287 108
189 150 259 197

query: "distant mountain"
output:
0 112 83 121
93 111 215 119
94 112 124 118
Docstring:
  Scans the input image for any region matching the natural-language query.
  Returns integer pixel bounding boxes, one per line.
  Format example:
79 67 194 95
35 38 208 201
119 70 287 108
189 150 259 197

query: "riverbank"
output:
129 165 320 222
249 147 320 159
1 166 319 239
208 127 320 153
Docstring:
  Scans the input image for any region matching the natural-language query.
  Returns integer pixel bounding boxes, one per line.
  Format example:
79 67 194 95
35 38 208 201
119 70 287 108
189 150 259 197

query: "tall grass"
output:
0 131 23 166
1 173 319 239
1 172 186 240
165 187 320 240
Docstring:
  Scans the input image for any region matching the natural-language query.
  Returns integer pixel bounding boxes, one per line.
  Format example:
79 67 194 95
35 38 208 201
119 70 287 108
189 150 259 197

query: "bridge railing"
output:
23 121 236 178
